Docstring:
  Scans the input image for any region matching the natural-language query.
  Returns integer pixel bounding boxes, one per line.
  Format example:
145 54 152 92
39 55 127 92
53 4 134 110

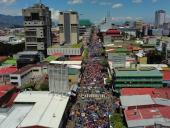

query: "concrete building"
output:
10 64 47 87
22 3 52 54
58 11 79 44
155 10 166 28
48 61 81 94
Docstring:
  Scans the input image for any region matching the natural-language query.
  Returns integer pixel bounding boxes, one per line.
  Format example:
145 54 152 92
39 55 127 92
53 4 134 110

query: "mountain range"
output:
0 14 23 28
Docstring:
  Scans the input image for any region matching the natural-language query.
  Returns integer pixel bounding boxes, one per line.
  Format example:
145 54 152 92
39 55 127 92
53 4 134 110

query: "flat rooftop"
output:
13 91 69 128
120 95 155 108
115 68 162 77
50 61 82 65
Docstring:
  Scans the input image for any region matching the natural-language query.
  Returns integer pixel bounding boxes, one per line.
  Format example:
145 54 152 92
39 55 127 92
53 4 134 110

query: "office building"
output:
155 10 166 28
58 11 79 44
22 3 52 54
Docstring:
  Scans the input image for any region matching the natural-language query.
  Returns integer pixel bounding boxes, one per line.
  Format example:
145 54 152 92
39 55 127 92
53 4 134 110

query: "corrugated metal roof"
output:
14 91 69 128
120 95 155 107
116 69 162 77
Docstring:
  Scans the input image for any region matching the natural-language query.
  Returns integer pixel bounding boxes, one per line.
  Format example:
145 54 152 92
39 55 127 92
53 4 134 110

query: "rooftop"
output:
0 66 17 75
50 61 82 65
116 68 162 77
125 106 170 127
12 65 33 75
0 85 15 97
0 56 8 63
1 58 16 66
14 91 69 128
17 51 39 55
121 88 170 100
162 70 170 81
120 95 155 108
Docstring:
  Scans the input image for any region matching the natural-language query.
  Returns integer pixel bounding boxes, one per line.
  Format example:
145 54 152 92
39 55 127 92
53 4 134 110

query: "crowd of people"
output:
80 60 108 87
66 29 114 128
68 99 113 128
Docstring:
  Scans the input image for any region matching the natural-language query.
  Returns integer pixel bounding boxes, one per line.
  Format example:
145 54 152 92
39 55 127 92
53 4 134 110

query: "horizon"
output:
0 0 170 24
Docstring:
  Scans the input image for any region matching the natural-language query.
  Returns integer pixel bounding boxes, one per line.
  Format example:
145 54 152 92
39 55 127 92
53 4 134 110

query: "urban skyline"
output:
1 0 170 23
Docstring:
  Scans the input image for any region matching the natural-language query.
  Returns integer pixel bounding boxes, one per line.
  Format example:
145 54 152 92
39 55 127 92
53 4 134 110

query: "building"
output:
0 85 18 108
48 61 81 94
47 46 82 56
52 27 60 44
108 53 126 68
120 88 170 128
0 66 17 84
166 43 170 65
0 91 70 128
115 67 163 88
10 64 47 86
22 3 52 54
58 11 79 44
79 19 92 36
155 10 166 28
134 20 143 30
16 51 41 68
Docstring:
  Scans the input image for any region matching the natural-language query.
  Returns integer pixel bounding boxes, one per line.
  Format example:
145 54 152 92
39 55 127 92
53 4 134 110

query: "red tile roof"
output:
69 55 82 61
162 70 170 81
52 52 64 57
0 56 8 62
125 106 170 121
0 66 17 75
106 29 121 35
12 65 33 74
121 88 170 100
0 85 15 97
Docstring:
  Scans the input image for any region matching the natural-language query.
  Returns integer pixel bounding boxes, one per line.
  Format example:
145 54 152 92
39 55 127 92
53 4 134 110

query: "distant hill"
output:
0 14 57 28
0 14 23 28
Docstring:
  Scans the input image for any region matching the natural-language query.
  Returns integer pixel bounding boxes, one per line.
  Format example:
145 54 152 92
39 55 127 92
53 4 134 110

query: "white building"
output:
0 91 69 128
10 64 47 86
155 10 166 28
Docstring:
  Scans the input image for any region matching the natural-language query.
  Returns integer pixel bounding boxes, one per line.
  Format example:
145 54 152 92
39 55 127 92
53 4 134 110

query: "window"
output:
26 37 36 42
25 31 36 36
31 13 40 20
11 76 18 79
32 69 39 72
37 38 45 42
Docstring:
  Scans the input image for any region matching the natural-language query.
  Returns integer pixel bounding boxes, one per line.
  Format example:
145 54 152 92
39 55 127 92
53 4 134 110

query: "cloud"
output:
132 0 143 3
112 3 123 9
0 0 16 4
0 6 21 16
50 8 60 21
68 0 83 4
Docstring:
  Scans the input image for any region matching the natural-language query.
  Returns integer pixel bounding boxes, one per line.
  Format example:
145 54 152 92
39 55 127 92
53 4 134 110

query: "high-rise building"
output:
155 10 166 28
22 3 52 55
58 11 79 44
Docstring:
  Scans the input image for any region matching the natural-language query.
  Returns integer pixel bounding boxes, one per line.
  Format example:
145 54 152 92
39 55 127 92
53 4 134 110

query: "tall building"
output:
22 3 52 55
58 11 79 44
155 10 166 28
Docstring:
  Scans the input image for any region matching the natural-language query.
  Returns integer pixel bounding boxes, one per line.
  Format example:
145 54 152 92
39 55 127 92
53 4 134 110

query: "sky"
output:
0 0 170 24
